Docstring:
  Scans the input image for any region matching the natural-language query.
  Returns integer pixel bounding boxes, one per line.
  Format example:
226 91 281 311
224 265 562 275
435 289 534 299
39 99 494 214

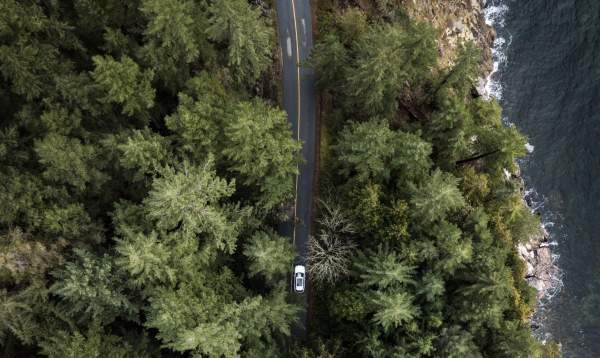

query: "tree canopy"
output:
307 3 558 357
0 0 300 356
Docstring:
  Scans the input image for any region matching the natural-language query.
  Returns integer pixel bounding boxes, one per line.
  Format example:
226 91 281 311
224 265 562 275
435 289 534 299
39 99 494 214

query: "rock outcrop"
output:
401 0 495 71
518 226 559 300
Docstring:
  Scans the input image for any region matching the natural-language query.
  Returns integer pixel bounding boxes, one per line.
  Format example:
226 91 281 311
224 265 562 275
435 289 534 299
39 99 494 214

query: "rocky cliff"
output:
401 0 495 70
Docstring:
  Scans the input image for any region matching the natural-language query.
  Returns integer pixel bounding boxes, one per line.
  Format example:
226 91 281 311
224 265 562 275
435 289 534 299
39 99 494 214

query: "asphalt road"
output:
275 0 317 332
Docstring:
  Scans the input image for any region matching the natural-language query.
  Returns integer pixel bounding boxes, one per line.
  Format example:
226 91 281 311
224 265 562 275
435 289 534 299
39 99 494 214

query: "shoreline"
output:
479 0 563 306
422 0 562 313
478 2 563 337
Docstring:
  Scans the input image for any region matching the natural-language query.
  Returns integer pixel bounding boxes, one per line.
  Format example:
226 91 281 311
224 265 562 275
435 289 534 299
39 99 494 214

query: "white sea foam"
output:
484 30 512 99
484 3 509 27
525 143 535 153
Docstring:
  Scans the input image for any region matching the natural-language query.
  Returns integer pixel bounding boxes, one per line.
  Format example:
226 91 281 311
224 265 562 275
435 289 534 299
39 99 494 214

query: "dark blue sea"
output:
487 0 600 356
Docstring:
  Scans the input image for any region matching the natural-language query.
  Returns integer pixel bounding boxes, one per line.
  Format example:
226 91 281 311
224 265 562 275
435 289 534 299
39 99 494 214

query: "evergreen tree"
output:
371 290 418 333
91 55 155 119
143 159 239 252
207 0 274 85
223 99 301 210
165 73 231 158
140 0 210 90
50 249 137 324
39 322 144 358
346 21 437 116
334 120 398 182
115 231 176 288
354 248 415 289
409 169 466 225
34 133 108 192
243 230 295 283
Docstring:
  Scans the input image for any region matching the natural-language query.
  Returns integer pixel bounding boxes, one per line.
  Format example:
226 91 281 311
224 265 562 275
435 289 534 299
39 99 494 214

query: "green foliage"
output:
435 42 483 97
0 0 546 355
243 231 295 283
140 0 210 90
0 282 48 345
312 4 545 357
435 326 482 358
144 159 238 251
346 21 437 116
0 0 71 100
371 290 418 332
91 55 155 118
310 33 348 90
115 231 176 288
165 73 230 157
51 249 137 324
144 279 297 356
334 119 397 182
509 204 542 243
354 248 415 289
117 129 172 180
410 170 466 224
34 133 108 192
334 120 432 184
0 0 299 354
207 0 274 85
44 204 93 239
223 99 301 209
39 322 145 358
330 289 369 322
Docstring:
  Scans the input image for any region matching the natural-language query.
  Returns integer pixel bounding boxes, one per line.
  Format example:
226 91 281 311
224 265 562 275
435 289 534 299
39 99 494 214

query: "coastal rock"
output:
518 223 559 300
506 168 558 301
401 0 495 71
475 76 488 97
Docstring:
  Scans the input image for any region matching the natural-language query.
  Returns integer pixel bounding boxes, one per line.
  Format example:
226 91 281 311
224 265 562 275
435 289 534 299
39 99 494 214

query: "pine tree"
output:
223 99 301 210
334 120 432 184
115 231 176 288
165 73 231 158
243 230 295 283
0 0 71 100
50 249 137 324
143 159 238 252
310 33 348 90
354 248 415 289
91 55 155 118
39 322 140 358
34 133 108 192
346 21 437 116
334 120 398 182
140 0 210 90
434 42 483 98
409 169 466 225
435 326 482 358
117 128 172 181
206 0 274 85
371 290 419 333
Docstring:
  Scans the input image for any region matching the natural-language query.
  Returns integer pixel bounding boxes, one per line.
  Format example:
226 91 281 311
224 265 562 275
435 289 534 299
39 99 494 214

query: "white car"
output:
293 265 305 293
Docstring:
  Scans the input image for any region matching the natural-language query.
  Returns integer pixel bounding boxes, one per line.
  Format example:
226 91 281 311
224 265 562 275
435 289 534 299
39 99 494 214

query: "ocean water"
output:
486 0 600 356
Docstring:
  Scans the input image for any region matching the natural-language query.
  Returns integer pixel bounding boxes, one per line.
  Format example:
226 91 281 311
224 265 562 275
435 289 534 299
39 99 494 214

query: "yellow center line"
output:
291 0 301 246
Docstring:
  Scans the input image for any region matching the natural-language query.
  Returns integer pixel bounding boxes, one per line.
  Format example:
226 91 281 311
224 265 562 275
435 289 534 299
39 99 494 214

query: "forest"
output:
301 1 560 357
0 0 559 357
1 0 301 356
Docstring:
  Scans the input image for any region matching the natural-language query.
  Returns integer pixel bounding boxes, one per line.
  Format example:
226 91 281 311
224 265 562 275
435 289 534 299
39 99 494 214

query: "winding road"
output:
275 0 317 331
